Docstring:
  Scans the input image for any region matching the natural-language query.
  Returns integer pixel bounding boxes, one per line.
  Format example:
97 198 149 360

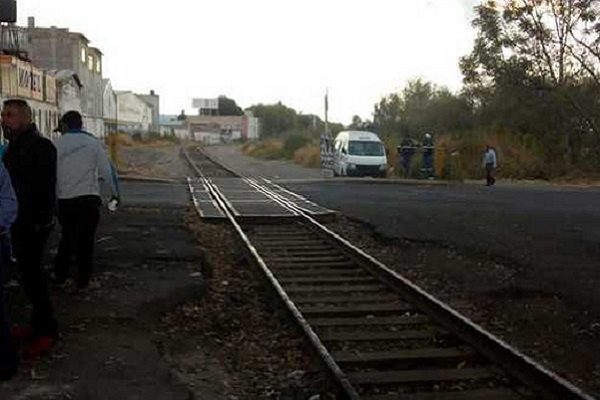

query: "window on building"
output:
96 59 102 74
88 55 94 71
81 47 86 63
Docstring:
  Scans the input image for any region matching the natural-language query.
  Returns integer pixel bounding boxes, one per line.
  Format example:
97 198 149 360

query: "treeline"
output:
241 1 600 179
372 0 600 178
246 102 343 139
372 1 600 179
244 102 343 160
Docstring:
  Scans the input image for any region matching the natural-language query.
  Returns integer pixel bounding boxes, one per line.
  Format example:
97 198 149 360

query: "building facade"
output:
185 114 260 143
25 18 105 137
0 55 60 138
136 90 160 133
115 91 153 134
159 115 189 139
103 79 117 134
114 91 160 136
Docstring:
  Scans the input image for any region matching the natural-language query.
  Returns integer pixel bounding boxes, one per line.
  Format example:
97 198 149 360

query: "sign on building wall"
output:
31 67 43 101
17 59 31 98
44 73 56 104
192 98 219 110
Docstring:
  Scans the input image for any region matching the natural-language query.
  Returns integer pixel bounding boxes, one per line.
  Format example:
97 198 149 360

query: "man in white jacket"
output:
482 145 498 186
53 111 120 288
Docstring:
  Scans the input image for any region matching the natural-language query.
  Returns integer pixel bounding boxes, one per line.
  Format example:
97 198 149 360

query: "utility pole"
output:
320 89 333 176
324 88 329 138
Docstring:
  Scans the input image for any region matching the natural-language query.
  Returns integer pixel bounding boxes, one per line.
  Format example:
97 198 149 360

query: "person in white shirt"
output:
482 145 497 186
52 111 120 289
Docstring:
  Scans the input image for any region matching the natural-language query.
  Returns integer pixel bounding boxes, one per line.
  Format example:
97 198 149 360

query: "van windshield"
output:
348 141 384 156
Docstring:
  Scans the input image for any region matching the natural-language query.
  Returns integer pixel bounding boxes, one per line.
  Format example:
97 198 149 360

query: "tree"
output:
373 93 404 138
245 102 299 137
460 1 600 166
373 78 473 140
245 102 345 139
218 96 243 116
349 115 363 129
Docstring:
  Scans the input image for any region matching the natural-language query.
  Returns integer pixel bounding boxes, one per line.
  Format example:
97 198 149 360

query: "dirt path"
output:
203 145 324 180
0 182 215 399
118 142 189 179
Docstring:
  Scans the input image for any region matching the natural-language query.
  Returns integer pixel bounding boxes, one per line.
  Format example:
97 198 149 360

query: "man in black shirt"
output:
1 99 58 358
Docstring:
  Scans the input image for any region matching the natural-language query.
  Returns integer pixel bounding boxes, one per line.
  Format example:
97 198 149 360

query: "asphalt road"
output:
198 145 600 316
203 145 324 180
285 180 600 314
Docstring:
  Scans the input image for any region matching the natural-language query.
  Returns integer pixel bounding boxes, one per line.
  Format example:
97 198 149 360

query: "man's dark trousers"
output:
11 222 57 338
0 241 18 379
486 163 496 186
54 195 101 288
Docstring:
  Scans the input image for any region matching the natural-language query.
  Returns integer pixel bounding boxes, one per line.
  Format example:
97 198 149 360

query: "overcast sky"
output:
19 0 478 124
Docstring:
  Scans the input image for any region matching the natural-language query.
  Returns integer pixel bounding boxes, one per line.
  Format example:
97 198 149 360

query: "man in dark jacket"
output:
399 135 416 178
1 99 58 358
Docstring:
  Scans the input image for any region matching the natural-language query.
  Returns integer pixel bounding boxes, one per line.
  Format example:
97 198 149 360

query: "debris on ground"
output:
159 211 337 399
325 215 600 396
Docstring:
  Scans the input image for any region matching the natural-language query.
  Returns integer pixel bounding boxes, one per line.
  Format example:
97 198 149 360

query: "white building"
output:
102 79 117 134
115 91 153 134
159 115 189 139
185 113 260 143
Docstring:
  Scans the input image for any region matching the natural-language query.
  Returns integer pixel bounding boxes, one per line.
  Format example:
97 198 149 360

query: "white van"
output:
333 131 388 177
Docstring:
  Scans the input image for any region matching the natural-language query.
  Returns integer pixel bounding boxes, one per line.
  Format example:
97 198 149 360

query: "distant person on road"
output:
421 133 435 179
0 159 18 380
399 135 416 178
1 99 58 358
52 111 120 289
482 145 497 186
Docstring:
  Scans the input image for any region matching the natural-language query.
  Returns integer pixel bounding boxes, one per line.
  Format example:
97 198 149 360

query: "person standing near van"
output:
52 111 120 289
0 159 18 380
482 145 497 186
399 135 416 178
422 133 435 179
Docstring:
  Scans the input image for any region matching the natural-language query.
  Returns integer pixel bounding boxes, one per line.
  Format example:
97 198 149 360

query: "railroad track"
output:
183 146 594 400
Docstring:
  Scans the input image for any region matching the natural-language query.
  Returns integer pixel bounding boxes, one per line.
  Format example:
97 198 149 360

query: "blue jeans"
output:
0 240 18 379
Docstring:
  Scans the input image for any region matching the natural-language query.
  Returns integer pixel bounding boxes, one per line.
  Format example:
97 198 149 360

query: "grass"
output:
292 144 320 168
242 136 321 169
244 131 596 183
242 139 285 160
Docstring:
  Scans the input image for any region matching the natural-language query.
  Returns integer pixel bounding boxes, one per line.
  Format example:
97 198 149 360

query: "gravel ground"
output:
0 183 207 400
175 212 337 399
27 143 595 397
118 142 189 179
324 215 600 397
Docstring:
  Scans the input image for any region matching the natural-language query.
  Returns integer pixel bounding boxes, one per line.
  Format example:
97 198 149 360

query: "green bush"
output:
243 139 285 160
282 134 311 158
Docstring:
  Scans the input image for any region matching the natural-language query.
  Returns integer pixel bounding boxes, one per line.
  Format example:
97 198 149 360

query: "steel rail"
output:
182 146 360 399
243 177 595 400
183 145 595 400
